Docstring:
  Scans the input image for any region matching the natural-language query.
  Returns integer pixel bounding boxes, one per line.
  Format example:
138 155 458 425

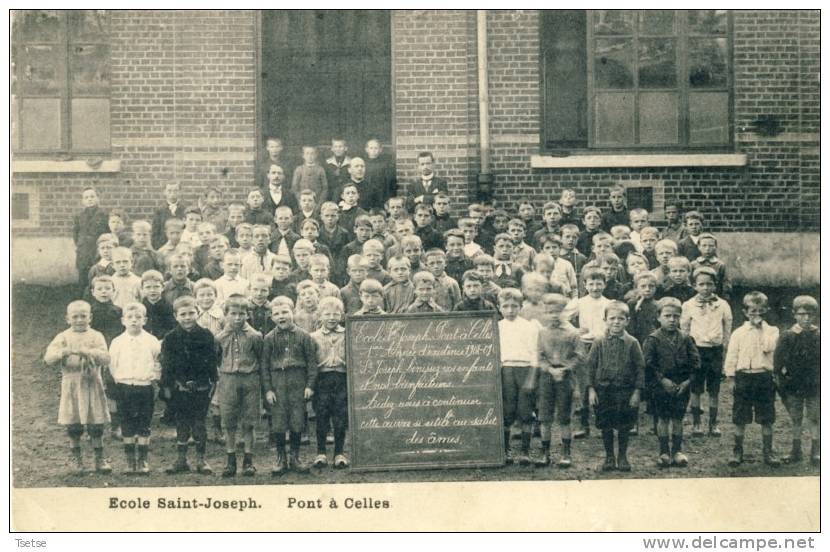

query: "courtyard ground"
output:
11 284 820 488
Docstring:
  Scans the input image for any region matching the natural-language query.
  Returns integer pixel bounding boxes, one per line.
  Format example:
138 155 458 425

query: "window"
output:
11 186 40 228
260 10 392 149
11 10 111 154
541 10 731 152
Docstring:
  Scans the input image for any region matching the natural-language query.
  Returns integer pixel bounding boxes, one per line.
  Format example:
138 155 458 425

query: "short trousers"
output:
690 346 724 395
267 367 308 434
501 365 535 427
115 383 155 438
217 372 261 431
652 382 691 420
732 371 775 426
594 385 638 431
780 392 819 427
537 371 573 424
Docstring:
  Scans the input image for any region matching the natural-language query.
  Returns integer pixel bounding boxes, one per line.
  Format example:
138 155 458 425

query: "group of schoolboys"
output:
54 138 819 478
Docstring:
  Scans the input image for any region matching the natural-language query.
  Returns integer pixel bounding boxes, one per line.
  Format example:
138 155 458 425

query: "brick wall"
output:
13 10 257 239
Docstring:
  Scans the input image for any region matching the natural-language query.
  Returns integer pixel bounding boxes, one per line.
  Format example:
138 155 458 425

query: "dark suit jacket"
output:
677 236 701 261
269 228 301 257
151 203 183 249
406 176 449 212
262 184 299 217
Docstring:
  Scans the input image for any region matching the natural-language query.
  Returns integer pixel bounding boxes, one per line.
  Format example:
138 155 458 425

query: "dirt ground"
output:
11 284 820 488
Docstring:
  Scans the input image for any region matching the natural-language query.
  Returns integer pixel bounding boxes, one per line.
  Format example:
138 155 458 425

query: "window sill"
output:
12 159 121 174
530 153 747 169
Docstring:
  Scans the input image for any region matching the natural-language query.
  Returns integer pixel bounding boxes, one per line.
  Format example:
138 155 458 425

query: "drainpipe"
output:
476 10 493 202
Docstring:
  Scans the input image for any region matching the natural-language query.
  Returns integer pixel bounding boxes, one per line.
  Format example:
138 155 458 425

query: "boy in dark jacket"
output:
160 296 220 475
73 187 110 293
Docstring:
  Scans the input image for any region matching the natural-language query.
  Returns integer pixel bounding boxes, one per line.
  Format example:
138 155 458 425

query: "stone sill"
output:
530 153 747 169
12 159 121 173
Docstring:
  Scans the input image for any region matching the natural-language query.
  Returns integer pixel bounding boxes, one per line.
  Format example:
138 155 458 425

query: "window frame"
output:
12 10 111 156
539 9 734 154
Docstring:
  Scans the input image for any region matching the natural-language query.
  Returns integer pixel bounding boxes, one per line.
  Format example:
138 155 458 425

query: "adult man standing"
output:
262 163 299 216
406 151 449 212
334 157 383 211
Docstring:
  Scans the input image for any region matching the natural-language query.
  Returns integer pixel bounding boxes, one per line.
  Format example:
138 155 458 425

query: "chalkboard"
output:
346 311 505 472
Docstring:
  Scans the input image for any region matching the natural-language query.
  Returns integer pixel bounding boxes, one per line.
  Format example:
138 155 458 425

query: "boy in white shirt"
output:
214 250 249 307
108 302 161 474
498 288 540 466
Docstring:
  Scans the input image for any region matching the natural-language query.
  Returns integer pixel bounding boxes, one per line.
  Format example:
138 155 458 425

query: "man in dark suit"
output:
406 151 449 213
262 163 299 217
256 136 294 188
332 157 384 212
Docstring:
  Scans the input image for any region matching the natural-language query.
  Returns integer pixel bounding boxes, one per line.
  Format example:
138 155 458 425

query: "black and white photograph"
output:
9 7 820 533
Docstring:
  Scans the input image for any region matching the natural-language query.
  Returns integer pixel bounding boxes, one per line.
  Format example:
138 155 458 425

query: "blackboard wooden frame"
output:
345 311 505 472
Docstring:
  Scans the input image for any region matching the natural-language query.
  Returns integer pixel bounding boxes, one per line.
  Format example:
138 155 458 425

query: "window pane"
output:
68 10 109 43
20 97 62 150
689 38 728 88
18 44 65 95
639 92 678 144
71 44 110 95
688 10 728 35
639 10 675 35
71 98 110 150
595 38 634 89
16 10 62 43
689 92 729 144
595 93 635 146
12 193 30 221
542 10 588 147
639 39 676 88
593 10 635 35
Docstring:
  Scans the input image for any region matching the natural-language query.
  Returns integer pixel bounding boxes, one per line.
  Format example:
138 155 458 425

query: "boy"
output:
362 239 391 285
340 254 369 315
602 184 629 232
300 219 333 263
111 247 142 309
89 275 125 345
586 302 645 471
413 204 444 251
406 271 444 313
270 254 297 302
258 136 290 186
690 233 732 300
214 250 249 307
157 218 185 268
160 296 219 475
498 288 541 465
244 188 272 226
175 244 201 282
724 292 781 467
627 273 660 344
151 181 182 249
444 229 473 284
643 297 701 468
473 254 502 306
650 239 678 287
639 226 660 269
319 202 352 260
223 201 246 248
424 248 462 312
458 217 484 260
536 293 581 467
520 272 548 323
383 255 415 314
400 234 424 273
364 138 397 204
73 187 110 291
140 270 176 340
294 280 321 333
262 296 319 474
558 189 581 228
677 210 704 261
248 274 275 336
235 222 254 256
507 218 535 272
518 200 543 238
43 300 112 474
532 201 563 249
492 233 523 289
108 209 133 249
337 215 373 286
87 234 117 285
563 268 613 438
657 256 695 303
628 208 649 252
290 239 315 283
310 297 350 468
163 254 194 305
202 235 230 280
240 225 276 281
193 222 217 276
454 270 497 312
681 267 732 437
560 224 588 275
200 187 228 234
269 206 300 259
324 138 351 194
432 193 456 234
295 190 319 234
539 235 577 299
109 302 162 474
774 296 820 465
355 278 386 315
194 278 224 337
180 206 204 249
662 202 686 243
385 196 408 228
597 253 626 301
216 294 264 477
576 206 602 257
308 254 341 300
292 145 328 203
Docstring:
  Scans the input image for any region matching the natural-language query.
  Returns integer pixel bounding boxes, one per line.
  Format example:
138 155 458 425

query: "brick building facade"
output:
11 10 819 286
